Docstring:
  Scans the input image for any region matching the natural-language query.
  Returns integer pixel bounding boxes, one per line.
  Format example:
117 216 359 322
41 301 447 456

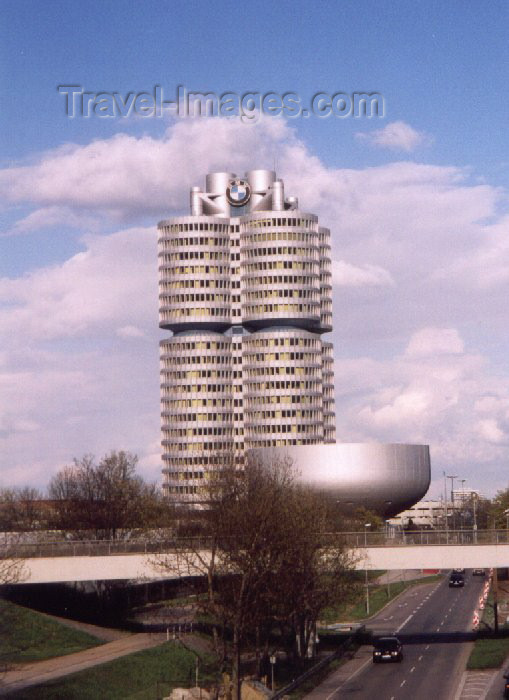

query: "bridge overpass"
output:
3 530 509 584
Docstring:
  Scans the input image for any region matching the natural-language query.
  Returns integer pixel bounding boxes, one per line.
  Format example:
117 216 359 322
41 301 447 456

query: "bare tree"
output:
48 451 171 539
0 487 43 532
156 454 357 699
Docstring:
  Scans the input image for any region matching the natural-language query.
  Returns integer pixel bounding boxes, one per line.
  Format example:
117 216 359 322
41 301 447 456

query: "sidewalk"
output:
0 632 166 697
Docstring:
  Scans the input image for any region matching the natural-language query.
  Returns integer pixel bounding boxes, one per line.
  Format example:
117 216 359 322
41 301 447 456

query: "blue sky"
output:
1 1 508 497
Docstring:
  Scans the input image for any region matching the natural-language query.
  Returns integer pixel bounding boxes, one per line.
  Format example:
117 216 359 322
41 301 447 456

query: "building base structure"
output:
249 443 431 517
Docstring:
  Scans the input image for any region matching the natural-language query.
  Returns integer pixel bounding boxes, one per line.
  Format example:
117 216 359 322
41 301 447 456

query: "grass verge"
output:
4 640 218 699
321 574 443 623
467 637 509 670
0 598 103 663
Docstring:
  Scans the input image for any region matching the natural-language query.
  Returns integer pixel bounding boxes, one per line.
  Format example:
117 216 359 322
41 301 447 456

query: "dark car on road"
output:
372 636 403 663
449 572 465 587
472 568 485 576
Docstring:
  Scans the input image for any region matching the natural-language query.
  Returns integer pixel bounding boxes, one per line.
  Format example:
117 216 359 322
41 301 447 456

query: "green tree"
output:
489 487 509 529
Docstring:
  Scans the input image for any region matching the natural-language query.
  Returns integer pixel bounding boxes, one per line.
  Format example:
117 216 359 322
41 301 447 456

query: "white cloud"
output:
116 325 147 339
356 120 430 152
476 419 507 445
0 226 157 342
0 118 291 223
0 116 508 494
332 260 394 287
405 328 465 357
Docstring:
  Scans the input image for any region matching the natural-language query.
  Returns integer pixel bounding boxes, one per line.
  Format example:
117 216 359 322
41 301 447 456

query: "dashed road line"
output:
396 614 413 632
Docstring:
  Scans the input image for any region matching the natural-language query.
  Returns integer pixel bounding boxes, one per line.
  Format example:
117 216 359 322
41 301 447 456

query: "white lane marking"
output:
400 679 406 687
396 614 413 632
436 627 441 631
410 666 415 672
425 644 430 650
418 655 423 661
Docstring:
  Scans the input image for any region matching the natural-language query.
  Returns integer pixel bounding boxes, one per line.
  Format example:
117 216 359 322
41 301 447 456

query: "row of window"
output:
164 412 234 422
243 261 316 272
163 409 326 422
161 279 230 289
242 303 318 314
160 293 230 303
164 454 238 466
162 356 231 367
243 289 319 301
162 307 230 317
245 380 321 391
164 427 235 438
163 370 233 380
159 236 229 248
244 395 320 406
247 424 321 435
160 251 229 262
161 222 238 233
161 265 229 275
245 367 319 377
163 442 238 451
243 275 319 287
161 398 244 407
242 231 317 244
244 246 318 258
246 217 315 229
163 384 242 393
246 409 322 420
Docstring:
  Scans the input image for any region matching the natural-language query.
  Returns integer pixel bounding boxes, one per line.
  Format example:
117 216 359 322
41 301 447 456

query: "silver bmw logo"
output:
226 178 251 206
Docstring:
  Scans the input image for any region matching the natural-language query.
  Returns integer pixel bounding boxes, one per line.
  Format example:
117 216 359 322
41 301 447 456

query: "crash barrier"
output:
271 627 367 700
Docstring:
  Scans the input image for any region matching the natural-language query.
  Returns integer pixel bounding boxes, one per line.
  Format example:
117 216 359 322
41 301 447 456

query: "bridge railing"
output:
332 529 509 548
2 530 509 558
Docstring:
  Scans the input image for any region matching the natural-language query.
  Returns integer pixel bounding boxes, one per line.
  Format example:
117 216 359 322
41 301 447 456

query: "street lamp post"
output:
447 475 458 533
270 655 276 691
459 479 466 530
472 493 478 544
365 523 371 615
443 471 449 541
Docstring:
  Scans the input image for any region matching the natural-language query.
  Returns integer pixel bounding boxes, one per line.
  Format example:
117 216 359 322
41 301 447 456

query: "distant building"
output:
388 500 445 529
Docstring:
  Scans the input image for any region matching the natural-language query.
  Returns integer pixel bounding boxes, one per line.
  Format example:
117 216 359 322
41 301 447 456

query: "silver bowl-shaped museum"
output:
249 443 430 517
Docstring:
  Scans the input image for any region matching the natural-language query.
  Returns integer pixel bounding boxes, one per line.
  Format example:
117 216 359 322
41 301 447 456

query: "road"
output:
308 571 487 700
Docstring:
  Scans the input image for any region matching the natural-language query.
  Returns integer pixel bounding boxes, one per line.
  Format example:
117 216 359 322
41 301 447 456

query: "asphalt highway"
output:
312 572 487 700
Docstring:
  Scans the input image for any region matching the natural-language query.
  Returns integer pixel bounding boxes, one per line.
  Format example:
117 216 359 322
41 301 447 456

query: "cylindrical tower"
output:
158 171 336 503
158 215 232 333
242 328 324 449
240 211 321 330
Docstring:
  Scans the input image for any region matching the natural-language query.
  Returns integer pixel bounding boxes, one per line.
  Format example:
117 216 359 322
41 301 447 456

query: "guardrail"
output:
2 530 509 559
334 529 509 548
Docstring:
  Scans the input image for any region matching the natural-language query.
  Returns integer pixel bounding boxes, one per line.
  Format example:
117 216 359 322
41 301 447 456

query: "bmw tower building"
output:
158 170 430 515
